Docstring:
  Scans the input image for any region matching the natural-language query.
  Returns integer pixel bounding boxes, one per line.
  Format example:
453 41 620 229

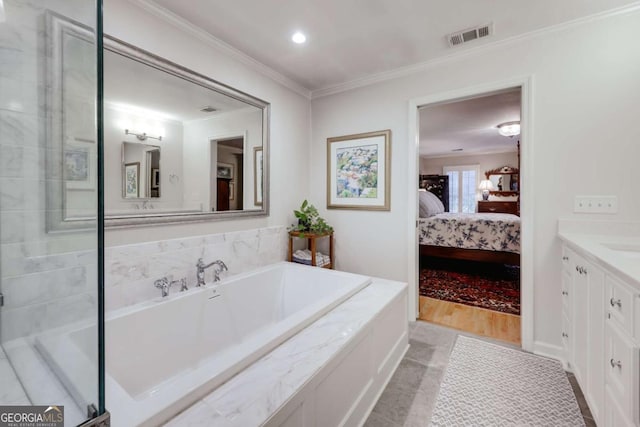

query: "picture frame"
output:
217 162 234 179
229 182 235 201
64 139 96 191
327 129 391 211
253 146 263 206
124 162 140 198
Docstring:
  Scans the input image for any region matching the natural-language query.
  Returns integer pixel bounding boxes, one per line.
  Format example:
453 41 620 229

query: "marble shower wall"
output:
0 1 98 344
105 226 288 312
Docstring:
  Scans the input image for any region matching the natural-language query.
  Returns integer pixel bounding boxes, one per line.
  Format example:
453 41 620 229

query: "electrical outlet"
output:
574 196 618 214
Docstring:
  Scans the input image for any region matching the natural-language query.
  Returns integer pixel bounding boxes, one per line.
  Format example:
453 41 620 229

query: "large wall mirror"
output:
485 166 519 195
46 13 270 231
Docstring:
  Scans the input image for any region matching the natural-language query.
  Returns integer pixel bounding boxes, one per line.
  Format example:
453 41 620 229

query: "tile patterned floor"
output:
364 321 594 427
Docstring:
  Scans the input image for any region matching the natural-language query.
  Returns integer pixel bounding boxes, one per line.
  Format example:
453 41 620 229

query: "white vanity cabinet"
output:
561 243 640 427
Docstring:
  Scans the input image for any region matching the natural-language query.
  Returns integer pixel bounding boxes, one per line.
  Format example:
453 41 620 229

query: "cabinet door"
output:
587 264 605 424
572 256 589 388
605 385 634 427
561 269 573 365
605 320 640 425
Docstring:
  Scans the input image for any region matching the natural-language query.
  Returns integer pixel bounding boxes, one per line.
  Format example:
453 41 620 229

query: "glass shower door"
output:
0 0 104 425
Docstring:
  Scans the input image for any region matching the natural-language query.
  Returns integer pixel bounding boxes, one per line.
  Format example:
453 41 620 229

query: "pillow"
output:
419 190 445 218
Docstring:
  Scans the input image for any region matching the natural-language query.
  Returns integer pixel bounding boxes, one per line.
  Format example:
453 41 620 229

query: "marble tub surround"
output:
558 219 640 288
166 278 408 427
105 226 287 311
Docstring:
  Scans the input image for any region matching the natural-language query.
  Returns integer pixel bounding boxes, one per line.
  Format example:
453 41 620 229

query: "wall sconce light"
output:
125 129 163 142
478 179 494 201
497 121 520 137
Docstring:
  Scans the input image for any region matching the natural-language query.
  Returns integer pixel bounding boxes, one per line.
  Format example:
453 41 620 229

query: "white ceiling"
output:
419 88 521 157
148 0 637 92
104 48 253 122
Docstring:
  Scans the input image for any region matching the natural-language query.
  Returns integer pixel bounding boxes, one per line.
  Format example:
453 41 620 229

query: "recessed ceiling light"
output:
291 31 306 44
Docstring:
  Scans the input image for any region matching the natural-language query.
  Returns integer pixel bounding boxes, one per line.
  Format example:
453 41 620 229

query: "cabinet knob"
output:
562 256 569 261
562 332 569 338
610 298 622 308
610 358 622 369
562 291 568 296
575 266 579 272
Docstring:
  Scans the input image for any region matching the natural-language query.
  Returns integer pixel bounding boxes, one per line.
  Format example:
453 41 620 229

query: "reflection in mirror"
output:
122 142 160 199
47 24 269 228
486 166 519 194
103 42 267 223
46 12 97 231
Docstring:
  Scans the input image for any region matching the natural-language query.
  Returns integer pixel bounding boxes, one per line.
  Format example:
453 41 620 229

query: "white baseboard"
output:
533 341 567 367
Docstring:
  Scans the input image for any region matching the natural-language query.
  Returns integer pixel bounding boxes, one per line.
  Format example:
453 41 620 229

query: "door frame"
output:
407 76 534 351
209 131 248 211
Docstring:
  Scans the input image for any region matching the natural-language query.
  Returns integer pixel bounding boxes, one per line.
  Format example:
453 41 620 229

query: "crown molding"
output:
420 146 517 160
311 1 640 99
127 0 312 99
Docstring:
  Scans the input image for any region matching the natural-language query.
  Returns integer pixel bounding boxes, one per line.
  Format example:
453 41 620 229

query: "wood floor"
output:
419 296 521 345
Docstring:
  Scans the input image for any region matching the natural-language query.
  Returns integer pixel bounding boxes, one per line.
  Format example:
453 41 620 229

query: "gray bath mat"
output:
430 336 584 426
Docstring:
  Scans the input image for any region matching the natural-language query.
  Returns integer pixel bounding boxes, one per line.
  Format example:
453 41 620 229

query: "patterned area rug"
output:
419 258 520 315
430 336 585 427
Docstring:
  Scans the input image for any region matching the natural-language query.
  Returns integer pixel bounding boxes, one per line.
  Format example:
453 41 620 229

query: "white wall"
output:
310 10 640 349
104 0 310 247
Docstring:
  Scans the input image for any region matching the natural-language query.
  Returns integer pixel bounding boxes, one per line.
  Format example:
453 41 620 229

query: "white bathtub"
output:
37 262 371 426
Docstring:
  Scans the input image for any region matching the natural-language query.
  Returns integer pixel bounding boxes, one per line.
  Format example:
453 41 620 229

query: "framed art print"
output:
327 130 391 210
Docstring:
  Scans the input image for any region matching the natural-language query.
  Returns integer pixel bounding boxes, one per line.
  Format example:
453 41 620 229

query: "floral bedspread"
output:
419 213 520 254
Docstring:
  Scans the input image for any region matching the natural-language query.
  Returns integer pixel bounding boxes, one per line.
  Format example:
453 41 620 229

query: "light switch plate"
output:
574 196 618 214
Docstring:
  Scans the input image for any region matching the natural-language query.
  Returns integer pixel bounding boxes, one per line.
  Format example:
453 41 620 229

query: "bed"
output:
418 212 521 265
418 176 520 265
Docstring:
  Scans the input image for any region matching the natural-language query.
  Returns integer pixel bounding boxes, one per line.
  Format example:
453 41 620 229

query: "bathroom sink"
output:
600 242 640 258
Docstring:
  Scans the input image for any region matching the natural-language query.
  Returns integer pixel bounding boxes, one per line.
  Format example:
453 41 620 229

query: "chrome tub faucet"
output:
196 258 228 286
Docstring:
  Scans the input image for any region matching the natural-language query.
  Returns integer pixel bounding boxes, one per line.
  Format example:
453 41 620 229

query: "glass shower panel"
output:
0 0 103 425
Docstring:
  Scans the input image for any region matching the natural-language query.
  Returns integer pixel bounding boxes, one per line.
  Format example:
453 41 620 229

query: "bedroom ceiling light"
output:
478 179 494 201
497 121 521 137
291 31 306 44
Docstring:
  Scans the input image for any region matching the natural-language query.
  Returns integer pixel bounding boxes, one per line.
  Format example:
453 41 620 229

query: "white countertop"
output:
558 230 640 291
164 278 407 427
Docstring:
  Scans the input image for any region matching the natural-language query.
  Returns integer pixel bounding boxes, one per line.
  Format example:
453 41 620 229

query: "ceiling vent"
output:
200 106 217 113
447 23 493 47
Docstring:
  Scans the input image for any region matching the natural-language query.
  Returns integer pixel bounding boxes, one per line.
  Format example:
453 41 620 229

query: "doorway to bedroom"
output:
417 87 522 345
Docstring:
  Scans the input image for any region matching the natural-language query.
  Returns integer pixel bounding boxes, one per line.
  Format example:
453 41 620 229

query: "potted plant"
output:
290 200 333 236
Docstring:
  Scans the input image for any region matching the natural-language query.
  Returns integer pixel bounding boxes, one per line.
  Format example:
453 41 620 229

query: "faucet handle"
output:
154 276 174 297
154 277 168 287
171 277 188 292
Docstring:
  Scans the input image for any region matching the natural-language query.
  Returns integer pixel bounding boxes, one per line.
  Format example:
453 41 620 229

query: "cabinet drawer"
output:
605 320 639 423
607 275 637 337
477 201 518 215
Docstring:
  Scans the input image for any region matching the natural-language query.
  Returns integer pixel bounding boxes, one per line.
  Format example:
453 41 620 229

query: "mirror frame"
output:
103 36 270 228
485 166 519 197
45 11 99 233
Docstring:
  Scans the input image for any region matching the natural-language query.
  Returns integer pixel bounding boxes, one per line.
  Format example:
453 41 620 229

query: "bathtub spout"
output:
196 259 228 286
